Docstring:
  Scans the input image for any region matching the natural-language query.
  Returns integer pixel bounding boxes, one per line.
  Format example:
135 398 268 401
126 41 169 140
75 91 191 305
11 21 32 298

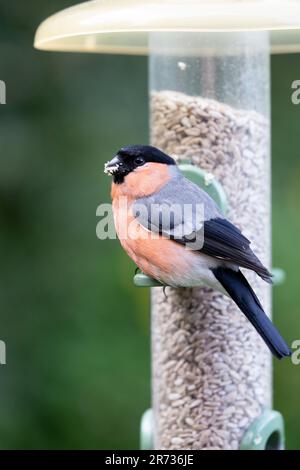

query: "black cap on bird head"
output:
104 145 176 184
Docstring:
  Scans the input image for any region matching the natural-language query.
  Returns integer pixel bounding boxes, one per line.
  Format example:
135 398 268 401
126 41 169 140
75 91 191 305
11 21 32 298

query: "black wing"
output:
199 218 272 283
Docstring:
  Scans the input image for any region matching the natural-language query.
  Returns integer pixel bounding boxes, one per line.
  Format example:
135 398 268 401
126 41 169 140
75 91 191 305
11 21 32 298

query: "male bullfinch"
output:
104 144 291 359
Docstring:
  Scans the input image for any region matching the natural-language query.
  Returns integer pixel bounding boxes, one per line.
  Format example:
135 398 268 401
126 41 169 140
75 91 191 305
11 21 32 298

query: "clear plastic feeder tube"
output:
149 31 271 450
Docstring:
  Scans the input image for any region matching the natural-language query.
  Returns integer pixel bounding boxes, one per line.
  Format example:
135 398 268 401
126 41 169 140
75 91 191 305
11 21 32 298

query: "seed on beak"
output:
104 156 122 175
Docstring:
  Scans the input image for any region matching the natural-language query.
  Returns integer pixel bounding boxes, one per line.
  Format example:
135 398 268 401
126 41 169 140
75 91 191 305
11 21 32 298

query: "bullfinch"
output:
104 144 291 359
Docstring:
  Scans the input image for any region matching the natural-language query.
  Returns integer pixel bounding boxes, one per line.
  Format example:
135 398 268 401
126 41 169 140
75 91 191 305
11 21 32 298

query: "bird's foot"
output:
162 286 169 300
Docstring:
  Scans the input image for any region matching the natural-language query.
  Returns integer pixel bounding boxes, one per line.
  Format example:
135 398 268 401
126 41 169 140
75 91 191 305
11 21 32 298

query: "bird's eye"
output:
134 156 145 166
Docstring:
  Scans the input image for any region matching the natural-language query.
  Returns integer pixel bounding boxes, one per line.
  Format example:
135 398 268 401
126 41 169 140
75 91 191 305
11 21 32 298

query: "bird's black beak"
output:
104 155 122 175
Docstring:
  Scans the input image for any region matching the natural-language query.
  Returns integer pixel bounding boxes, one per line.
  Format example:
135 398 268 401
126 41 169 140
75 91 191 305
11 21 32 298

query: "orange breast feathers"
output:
111 162 192 282
111 162 171 200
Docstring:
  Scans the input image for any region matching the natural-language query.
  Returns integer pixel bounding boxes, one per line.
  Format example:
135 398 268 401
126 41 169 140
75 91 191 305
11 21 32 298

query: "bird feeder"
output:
34 0 300 451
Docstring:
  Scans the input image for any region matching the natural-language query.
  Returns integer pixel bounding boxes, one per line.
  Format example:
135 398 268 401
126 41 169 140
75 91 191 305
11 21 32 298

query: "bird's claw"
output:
163 286 168 300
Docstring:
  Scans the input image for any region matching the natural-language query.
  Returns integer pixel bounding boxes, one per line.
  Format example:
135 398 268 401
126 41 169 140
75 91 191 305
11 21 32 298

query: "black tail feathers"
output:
213 267 291 359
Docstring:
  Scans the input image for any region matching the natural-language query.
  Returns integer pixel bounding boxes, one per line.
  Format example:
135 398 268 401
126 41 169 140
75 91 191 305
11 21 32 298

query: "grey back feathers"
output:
133 171 221 242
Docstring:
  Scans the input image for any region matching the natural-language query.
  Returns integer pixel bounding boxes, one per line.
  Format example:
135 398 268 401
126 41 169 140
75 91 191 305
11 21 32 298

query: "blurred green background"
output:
0 0 299 450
